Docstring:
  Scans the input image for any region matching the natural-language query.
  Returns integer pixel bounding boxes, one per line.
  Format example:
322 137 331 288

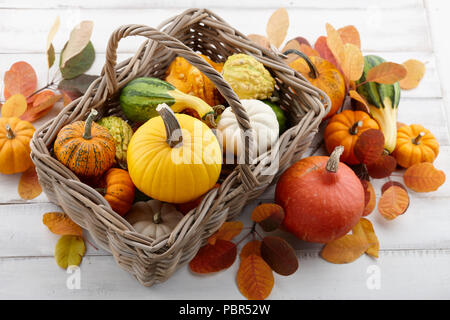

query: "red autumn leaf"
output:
314 36 339 68
260 236 298 276
378 186 410 220
363 181 376 216
20 91 62 122
4 61 37 103
381 181 407 194
367 154 397 179
354 129 385 165
403 162 446 192
189 239 237 274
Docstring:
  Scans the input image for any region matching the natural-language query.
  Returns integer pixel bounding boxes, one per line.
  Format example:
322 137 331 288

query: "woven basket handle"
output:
103 24 256 161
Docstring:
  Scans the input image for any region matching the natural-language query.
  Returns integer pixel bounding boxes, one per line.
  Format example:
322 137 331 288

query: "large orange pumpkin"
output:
324 110 379 165
289 51 346 120
275 146 364 243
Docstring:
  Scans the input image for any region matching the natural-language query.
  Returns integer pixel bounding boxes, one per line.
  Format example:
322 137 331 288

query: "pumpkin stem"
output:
5 124 14 139
326 146 344 173
153 211 162 224
83 109 98 140
412 132 425 145
349 121 363 135
283 49 319 79
156 104 183 148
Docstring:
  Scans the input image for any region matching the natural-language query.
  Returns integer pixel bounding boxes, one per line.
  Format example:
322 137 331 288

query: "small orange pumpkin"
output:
392 124 439 168
289 51 346 120
54 109 116 177
103 168 135 216
0 117 35 174
324 110 379 165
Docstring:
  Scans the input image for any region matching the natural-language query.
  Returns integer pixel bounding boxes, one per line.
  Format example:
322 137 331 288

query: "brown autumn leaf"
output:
1 94 27 118
399 59 426 90
18 166 42 200
367 154 397 179
20 91 62 122
189 240 237 274
240 240 262 260
208 221 243 245
338 25 361 48
403 162 446 192
247 34 271 50
62 91 73 106
261 236 298 276
43 212 83 237
353 218 379 258
378 186 410 220
237 254 274 300
348 90 370 113
266 8 289 49
365 62 407 84
341 43 364 81
321 234 369 264
354 129 385 165
381 181 407 194
4 61 37 103
251 203 285 232
363 181 376 216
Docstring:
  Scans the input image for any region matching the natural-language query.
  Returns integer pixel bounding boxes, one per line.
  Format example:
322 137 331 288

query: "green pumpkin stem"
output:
283 49 319 79
5 124 14 139
412 132 425 145
349 121 363 135
83 109 98 140
326 145 344 173
156 104 183 148
153 211 162 224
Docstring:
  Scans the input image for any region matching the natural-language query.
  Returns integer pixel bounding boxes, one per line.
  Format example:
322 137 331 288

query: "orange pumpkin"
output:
275 146 364 243
289 51 346 120
392 124 439 168
0 117 35 174
54 109 116 177
324 110 379 165
103 168 135 216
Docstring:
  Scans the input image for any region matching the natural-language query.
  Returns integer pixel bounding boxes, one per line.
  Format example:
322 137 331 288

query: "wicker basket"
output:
30 8 328 286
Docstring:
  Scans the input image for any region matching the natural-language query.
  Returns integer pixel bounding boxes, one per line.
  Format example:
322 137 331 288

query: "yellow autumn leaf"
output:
352 218 379 258
55 235 86 269
399 59 426 90
325 23 345 67
341 43 364 81
1 94 27 118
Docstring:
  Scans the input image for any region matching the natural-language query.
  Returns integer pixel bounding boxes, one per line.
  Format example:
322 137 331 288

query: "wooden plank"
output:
1 249 449 299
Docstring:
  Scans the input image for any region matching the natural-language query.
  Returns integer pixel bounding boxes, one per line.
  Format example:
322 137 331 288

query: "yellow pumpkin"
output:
392 124 439 168
127 104 222 203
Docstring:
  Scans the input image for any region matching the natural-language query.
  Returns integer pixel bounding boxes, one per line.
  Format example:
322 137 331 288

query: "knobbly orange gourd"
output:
0 117 35 174
54 109 116 177
288 51 346 120
102 168 135 216
392 124 439 168
275 146 365 243
324 110 380 165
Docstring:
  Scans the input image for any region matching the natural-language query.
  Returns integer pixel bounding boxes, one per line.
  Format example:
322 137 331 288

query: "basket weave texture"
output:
30 8 329 286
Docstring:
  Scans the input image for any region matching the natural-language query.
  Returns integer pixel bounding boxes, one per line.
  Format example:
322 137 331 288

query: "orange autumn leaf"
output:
378 186 410 220
403 162 446 192
18 166 42 200
4 61 37 102
338 25 361 48
363 181 376 216
1 94 27 118
21 91 62 122
365 62 407 84
353 218 379 258
314 36 339 68
341 43 364 81
62 91 73 106
208 221 243 245
299 43 320 57
189 239 237 274
251 203 284 232
240 240 262 260
399 59 426 90
247 34 271 50
381 181 407 194
237 254 274 300
43 212 83 237
326 23 345 67
321 234 369 264
348 89 370 112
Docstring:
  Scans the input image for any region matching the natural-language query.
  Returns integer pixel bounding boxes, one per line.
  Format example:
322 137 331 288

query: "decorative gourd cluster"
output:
52 52 288 241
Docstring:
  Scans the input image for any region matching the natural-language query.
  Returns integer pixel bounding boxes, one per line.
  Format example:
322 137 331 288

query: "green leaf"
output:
47 43 55 68
55 235 86 269
58 74 98 95
60 41 95 79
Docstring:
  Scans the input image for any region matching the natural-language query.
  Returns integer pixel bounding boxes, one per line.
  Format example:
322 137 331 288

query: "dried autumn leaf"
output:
300 44 320 57
58 74 98 96
367 154 397 179
60 41 95 80
363 181 376 216
399 59 426 90
208 221 243 245
4 61 37 102
348 90 370 113
21 92 62 122
365 62 407 84
43 212 83 237
314 36 338 68
341 43 364 81
1 94 27 118
61 21 94 68
325 23 345 68
281 38 302 64
237 254 274 300
62 91 73 106
353 218 379 258
266 8 289 49
247 34 271 50
46 16 60 68
338 25 361 48
261 236 298 276
240 240 262 260
55 235 86 269
403 162 445 192
378 186 410 220
354 129 385 165
381 181 407 194
251 203 285 232
18 166 42 200
189 240 237 274
321 234 369 264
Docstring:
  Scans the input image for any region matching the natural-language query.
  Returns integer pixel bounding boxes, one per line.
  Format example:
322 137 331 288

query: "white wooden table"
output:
1 0 449 299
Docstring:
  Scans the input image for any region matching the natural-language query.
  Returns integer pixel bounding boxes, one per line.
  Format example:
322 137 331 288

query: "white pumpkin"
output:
216 99 279 157
126 199 183 239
